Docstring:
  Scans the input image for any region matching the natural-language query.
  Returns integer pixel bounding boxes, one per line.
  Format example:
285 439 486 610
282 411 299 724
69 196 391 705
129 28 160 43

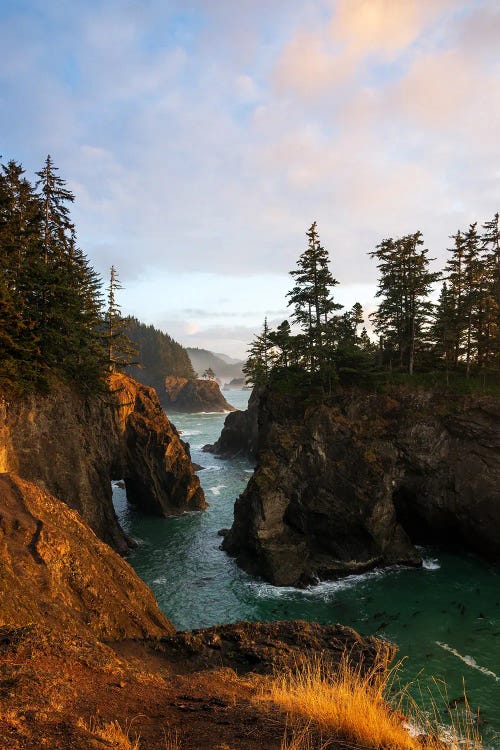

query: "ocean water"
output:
113 389 499 747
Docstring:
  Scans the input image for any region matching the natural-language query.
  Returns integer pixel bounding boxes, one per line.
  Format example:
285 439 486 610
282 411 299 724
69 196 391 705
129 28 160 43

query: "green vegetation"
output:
202 367 216 380
0 156 137 394
104 266 139 373
244 219 500 395
126 318 195 390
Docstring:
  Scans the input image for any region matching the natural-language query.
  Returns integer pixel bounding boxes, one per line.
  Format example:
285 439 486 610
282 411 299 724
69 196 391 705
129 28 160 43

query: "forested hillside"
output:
127 318 195 391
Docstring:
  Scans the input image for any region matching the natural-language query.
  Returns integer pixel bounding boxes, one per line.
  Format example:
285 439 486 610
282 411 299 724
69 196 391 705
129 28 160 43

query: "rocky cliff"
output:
0 474 174 639
223 386 500 586
0 373 206 552
164 376 236 413
204 385 261 458
0 475 395 750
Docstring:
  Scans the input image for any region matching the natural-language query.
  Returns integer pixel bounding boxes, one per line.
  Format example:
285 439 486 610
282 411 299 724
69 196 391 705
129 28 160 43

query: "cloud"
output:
1 0 499 355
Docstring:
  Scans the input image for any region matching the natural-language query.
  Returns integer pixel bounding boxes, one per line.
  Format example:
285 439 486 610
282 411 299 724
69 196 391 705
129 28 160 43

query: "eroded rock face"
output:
203 386 261 459
0 373 206 552
164 376 235 413
223 387 500 586
0 474 174 639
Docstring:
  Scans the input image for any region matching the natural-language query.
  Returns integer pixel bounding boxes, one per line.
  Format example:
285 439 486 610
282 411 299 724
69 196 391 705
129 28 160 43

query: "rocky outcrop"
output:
204 386 261 458
0 618 395 750
0 474 174 639
0 373 206 553
156 619 395 676
223 387 500 586
164 376 235 413
223 377 248 390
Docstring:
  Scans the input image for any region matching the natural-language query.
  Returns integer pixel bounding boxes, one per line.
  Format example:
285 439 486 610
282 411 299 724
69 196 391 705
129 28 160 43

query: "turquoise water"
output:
113 390 499 747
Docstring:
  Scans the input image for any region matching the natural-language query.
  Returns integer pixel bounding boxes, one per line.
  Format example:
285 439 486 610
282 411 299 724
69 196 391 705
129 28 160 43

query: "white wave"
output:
422 557 441 570
248 567 389 601
210 484 226 496
197 410 232 414
181 429 202 436
152 577 167 585
128 536 149 546
202 465 223 472
436 642 500 682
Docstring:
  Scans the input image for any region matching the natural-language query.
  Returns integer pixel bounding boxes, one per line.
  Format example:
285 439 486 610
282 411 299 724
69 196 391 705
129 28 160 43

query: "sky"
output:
1 0 499 358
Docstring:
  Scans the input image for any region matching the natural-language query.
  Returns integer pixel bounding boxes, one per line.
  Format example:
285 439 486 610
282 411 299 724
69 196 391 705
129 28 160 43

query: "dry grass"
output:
77 716 141 749
163 726 181 750
260 653 484 750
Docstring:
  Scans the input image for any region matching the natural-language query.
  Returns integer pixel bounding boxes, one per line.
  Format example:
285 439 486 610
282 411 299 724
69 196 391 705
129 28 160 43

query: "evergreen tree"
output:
243 318 274 385
431 282 455 379
104 266 138 372
370 232 439 374
202 367 216 380
0 154 107 392
268 320 292 368
461 223 482 376
0 161 43 385
443 231 466 368
481 212 500 369
287 222 342 374
35 155 75 263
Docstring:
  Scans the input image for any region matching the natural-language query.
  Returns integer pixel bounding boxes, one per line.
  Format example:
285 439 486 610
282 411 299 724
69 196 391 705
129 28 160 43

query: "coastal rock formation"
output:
0 373 206 552
0 474 397 749
223 387 500 586
0 474 174 639
204 386 261 458
164 376 236 413
157 619 395 675
0 618 394 750
223 377 248 390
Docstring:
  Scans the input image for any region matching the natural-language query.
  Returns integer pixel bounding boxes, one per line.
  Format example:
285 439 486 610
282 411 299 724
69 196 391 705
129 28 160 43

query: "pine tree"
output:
35 155 75 263
104 266 138 372
370 233 439 374
287 222 342 374
443 231 466 368
481 212 500 369
268 320 292 368
461 223 482 376
431 282 455 379
243 318 274 385
0 154 108 393
202 367 216 380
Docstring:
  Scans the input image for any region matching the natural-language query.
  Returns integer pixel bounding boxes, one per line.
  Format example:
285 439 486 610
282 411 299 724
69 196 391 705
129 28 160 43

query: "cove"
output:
113 389 499 747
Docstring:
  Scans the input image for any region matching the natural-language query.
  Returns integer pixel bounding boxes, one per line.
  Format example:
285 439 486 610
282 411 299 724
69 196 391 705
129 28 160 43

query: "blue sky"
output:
1 0 499 357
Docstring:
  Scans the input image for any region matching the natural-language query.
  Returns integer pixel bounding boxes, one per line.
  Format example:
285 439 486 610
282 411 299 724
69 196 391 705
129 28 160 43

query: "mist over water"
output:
113 390 499 746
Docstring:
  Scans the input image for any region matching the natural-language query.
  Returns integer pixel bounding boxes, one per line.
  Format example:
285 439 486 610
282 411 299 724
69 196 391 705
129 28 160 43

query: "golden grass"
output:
77 716 141 749
163 727 181 750
260 654 483 750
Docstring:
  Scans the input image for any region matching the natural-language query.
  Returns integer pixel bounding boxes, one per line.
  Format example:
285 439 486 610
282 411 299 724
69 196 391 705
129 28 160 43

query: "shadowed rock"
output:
155 619 396 676
223 386 500 586
203 386 261 458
